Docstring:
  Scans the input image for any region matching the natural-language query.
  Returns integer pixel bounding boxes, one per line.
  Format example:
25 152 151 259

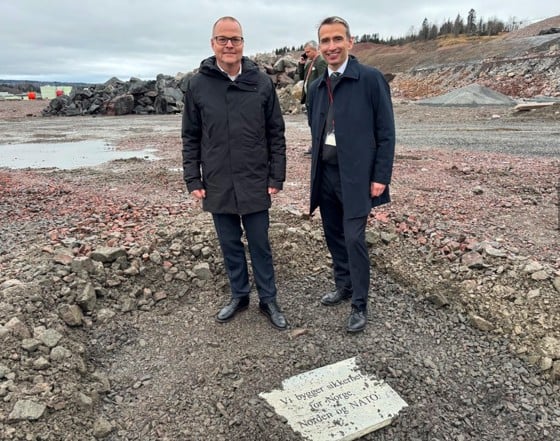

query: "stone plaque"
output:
259 357 407 441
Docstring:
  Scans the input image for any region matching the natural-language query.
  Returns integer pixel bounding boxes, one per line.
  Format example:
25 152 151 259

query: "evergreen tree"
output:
453 14 464 36
467 9 477 35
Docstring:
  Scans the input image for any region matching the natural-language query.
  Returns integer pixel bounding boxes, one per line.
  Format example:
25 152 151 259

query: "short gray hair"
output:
304 40 318 49
212 16 243 36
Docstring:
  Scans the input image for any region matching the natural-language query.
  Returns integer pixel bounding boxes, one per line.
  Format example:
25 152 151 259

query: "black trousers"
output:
319 163 369 312
212 210 277 303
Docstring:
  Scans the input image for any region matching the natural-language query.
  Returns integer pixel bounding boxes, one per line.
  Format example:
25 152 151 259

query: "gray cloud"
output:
1 0 557 83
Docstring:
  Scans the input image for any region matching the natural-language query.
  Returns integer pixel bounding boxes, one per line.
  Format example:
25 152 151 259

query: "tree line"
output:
274 9 524 54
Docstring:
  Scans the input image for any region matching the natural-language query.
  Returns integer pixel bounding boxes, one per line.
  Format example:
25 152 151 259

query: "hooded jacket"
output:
182 56 286 215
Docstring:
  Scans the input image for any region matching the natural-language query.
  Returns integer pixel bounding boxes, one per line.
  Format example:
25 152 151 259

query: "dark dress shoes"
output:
320 289 352 306
216 296 249 323
346 307 367 333
259 300 288 330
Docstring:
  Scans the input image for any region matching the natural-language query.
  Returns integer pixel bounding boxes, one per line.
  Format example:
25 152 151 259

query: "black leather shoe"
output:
259 300 288 330
321 289 352 306
346 307 367 333
216 296 249 323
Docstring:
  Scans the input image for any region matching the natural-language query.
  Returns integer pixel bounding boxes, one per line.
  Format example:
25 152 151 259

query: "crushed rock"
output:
417 84 517 106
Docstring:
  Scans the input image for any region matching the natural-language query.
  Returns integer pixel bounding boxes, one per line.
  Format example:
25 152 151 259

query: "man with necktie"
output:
307 16 395 333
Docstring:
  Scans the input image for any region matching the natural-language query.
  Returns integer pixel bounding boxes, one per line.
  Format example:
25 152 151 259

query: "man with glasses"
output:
182 16 288 330
307 16 395 333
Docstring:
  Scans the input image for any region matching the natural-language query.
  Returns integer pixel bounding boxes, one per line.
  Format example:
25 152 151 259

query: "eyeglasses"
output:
213 36 244 46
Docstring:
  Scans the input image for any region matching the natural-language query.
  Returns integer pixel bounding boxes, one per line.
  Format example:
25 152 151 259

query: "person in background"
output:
297 40 327 156
307 16 396 333
182 16 288 330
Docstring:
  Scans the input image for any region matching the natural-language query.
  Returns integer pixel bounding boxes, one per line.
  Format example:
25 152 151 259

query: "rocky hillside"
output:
353 15 560 100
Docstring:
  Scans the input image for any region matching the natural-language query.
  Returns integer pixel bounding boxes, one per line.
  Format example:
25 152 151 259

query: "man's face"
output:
211 19 243 69
318 22 353 70
303 45 317 60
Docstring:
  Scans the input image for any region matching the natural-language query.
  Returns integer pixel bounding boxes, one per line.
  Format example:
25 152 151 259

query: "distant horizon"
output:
0 78 101 86
1 75 142 85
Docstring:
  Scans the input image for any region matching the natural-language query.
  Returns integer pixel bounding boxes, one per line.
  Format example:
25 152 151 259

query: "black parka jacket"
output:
182 56 286 215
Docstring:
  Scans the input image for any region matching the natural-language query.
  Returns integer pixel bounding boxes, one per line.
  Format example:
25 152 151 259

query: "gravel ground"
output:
0 100 559 440
395 103 560 157
95 257 559 441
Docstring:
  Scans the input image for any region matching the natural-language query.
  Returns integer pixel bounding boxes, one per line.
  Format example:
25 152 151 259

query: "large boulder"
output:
105 94 135 116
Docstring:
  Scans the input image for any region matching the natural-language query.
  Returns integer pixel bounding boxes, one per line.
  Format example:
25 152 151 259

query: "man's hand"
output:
370 182 386 198
268 187 280 195
191 189 206 199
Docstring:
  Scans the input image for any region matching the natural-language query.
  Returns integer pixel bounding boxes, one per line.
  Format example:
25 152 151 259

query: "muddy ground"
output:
0 99 559 440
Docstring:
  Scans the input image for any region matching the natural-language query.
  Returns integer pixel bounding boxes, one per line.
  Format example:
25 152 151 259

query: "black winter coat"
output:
182 56 286 215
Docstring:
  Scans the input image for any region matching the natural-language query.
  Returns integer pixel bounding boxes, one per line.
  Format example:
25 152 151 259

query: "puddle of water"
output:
0 140 159 170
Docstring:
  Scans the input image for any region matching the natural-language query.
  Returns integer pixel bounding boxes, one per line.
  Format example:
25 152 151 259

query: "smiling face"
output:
211 18 244 75
318 22 353 71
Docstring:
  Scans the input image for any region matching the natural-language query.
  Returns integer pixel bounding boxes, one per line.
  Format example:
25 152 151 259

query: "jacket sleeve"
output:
307 80 317 128
264 79 286 190
181 81 204 193
371 72 395 185
296 62 305 82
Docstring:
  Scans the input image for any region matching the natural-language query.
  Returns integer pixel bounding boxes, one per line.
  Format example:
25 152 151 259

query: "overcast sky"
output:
1 0 558 83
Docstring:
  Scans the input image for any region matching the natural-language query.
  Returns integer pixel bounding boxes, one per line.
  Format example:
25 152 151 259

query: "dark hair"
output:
318 16 352 39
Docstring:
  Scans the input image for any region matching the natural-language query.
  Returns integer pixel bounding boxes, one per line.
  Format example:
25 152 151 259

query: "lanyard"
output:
326 76 337 132
326 76 335 104
304 56 317 85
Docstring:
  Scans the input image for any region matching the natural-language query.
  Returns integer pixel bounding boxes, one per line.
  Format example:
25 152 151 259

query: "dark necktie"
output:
322 72 341 164
329 72 341 91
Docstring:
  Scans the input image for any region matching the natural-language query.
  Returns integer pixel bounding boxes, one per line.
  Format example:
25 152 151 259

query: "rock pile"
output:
417 83 518 106
1 206 559 439
0 214 220 438
42 74 190 117
41 54 304 118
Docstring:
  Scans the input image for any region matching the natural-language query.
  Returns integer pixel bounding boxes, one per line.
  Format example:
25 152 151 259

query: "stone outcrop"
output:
42 73 194 117
41 54 304 117
391 35 560 100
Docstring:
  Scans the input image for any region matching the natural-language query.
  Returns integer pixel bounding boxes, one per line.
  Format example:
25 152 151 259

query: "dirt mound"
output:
416 83 517 106
504 15 560 39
